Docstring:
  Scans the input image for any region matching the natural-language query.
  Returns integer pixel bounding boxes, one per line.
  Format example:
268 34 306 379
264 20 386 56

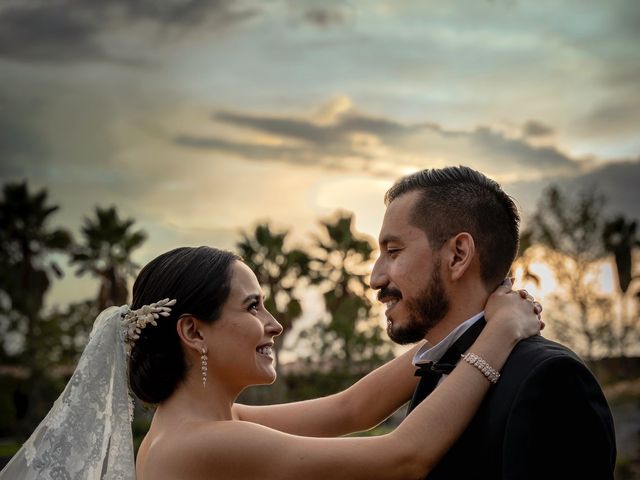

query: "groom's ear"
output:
444 232 476 282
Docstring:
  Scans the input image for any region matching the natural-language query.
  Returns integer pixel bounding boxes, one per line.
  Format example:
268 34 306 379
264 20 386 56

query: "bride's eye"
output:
248 301 259 313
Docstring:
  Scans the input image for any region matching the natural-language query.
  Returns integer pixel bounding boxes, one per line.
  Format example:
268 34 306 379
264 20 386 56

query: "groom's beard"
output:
388 263 450 345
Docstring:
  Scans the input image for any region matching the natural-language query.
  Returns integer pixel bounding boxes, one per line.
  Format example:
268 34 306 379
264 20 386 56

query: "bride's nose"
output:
265 311 283 336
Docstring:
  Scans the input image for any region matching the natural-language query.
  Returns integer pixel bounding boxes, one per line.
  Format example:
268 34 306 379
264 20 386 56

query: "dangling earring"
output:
201 347 208 388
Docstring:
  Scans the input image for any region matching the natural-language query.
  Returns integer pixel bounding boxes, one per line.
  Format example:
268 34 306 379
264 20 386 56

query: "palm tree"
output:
0 182 72 320
308 212 393 373
603 216 638 294
514 229 541 287
0 181 72 430
237 223 310 400
602 216 639 356
71 206 147 310
520 185 608 360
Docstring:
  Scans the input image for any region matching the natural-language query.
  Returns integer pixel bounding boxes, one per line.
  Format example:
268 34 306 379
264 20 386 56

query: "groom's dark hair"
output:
129 246 240 404
385 166 520 289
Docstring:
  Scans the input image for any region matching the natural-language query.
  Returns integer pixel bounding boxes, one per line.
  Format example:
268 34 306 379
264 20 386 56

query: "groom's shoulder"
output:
493 336 598 403
510 334 582 365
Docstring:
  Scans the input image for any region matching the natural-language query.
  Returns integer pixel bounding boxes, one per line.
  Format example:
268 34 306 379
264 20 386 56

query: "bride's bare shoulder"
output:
137 420 272 480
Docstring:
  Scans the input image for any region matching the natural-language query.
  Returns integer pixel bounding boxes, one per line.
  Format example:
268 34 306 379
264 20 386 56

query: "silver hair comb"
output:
122 298 176 354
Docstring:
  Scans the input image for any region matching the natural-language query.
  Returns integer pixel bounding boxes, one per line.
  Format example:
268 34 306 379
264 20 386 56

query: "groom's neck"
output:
424 283 488 345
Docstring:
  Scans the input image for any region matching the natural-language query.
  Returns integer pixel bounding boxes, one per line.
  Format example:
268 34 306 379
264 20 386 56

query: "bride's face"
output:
202 261 283 388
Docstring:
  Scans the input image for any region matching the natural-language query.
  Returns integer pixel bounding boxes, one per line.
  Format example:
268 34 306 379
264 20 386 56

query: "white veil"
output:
0 305 136 479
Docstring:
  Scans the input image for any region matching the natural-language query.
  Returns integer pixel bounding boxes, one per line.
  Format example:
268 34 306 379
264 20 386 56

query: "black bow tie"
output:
415 361 456 377
407 318 487 415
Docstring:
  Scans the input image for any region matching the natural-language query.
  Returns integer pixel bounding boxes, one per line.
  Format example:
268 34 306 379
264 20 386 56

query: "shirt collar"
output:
412 311 485 366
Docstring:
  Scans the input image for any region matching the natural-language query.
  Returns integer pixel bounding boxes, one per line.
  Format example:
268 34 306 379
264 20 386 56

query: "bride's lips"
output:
256 342 274 360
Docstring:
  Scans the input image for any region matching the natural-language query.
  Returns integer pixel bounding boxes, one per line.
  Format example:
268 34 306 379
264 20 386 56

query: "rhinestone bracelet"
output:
460 352 500 384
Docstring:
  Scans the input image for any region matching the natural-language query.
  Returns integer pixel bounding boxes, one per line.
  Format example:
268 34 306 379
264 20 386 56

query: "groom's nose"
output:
370 256 387 290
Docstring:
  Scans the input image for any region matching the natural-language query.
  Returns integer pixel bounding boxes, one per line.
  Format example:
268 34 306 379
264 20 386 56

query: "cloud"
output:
0 80 145 222
175 99 582 181
214 111 341 147
174 134 307 161
506 159 640 222
212 108 427 147
0 4 107 62
580 96 640 139
284 0 355 29
0 93 49 178
0 0 258 63
303 7 351 28
522 120 555 138
110 0 255 27
574 160 640 219
468 126 575 171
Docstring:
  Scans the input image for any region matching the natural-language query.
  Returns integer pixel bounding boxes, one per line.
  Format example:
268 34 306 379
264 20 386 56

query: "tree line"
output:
518 185 640 361
0 181 392 435
1 180 638 437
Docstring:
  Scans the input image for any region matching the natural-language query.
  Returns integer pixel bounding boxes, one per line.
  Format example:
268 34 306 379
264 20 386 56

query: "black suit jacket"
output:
409 332 617 479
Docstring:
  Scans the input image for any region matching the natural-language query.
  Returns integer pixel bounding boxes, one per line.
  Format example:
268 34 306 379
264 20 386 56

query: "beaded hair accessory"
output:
122 298 176 354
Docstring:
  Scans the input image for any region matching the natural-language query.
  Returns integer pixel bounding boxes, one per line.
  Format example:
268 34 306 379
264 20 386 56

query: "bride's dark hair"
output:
128 246 240 404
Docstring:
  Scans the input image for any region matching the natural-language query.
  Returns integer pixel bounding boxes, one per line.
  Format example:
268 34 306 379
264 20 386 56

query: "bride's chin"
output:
259 371 278 385
262 371 277 385
242 370 277 388
244 378 276 390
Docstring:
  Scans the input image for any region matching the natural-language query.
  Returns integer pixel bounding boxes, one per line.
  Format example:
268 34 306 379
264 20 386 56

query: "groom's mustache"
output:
377 287 402 303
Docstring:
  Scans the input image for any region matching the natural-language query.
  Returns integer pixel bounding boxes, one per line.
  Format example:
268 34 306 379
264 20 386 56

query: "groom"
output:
370 166 616 479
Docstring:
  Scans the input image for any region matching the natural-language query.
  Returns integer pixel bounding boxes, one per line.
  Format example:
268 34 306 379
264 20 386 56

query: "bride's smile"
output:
200 261 282 390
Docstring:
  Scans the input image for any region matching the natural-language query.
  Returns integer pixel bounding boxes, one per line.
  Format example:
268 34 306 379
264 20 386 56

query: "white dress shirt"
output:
412 311 485 367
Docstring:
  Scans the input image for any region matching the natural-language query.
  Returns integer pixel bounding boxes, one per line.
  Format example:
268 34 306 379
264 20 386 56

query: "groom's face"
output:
371 191 451 344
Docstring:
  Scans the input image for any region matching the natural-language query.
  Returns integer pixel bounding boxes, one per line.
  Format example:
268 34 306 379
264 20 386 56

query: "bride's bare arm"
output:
163 292 540 480
233 341 423 436
233 283 540 437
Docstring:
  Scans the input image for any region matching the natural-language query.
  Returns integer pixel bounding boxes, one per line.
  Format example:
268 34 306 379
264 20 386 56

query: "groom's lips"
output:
385 300 400 316
378 293 402 316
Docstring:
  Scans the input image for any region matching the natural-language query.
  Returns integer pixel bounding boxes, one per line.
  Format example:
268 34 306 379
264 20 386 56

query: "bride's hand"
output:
484 278 544 342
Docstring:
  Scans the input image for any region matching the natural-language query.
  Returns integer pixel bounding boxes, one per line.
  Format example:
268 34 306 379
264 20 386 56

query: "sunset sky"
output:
1 0 639 316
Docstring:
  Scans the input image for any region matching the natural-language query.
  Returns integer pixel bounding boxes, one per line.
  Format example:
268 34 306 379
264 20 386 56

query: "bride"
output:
1 246 541 479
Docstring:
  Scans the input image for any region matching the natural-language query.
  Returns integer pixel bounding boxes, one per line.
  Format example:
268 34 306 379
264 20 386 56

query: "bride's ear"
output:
176 314 206 354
